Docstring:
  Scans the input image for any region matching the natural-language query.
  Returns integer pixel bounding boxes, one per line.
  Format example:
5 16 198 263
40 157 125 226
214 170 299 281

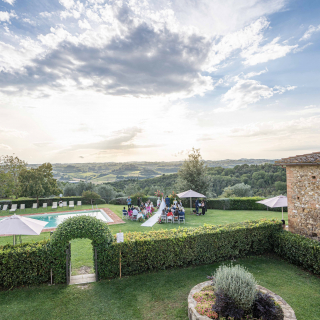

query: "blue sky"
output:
0 0 320 163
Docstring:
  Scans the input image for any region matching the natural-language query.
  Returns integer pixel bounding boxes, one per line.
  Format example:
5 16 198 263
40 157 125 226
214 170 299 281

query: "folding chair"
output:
160 214 167 223
179 214 185 224
167 215 173 223
173 215 179 224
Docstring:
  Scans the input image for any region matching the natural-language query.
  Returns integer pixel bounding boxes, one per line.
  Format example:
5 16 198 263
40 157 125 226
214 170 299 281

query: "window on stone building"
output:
312 175 316 179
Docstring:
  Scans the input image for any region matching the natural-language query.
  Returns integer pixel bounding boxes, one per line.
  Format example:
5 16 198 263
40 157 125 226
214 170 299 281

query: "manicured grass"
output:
70 238 94 275
0 256 319 320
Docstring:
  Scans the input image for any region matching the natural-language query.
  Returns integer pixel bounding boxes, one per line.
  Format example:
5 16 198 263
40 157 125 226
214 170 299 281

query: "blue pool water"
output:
26 210 112 229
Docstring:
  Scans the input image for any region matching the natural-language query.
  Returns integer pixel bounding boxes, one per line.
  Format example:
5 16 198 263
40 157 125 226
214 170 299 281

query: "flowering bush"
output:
194 291 218 319
154 190 163 198
158 218 162 224
137 216 144 222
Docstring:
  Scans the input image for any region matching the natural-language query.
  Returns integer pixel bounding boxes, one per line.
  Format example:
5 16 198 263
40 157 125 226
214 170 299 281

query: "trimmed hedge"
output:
100 220 282 278
109 196 158 206
50 215 113 283
0 240 51 288
204 198 287 212
274 231 320 275
0 196 105 209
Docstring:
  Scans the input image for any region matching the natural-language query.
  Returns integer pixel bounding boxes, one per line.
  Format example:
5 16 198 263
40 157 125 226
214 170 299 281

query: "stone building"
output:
275 152 320 238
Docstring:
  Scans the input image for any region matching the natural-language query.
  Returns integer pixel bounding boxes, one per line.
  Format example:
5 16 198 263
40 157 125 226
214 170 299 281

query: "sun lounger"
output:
69 201 74 209
20 204 25 211
43 203 47 210
32 203 38 210
77 201 82 207
52 202 58 209
9 204 17 213
2 204 8 211
62 201 67 207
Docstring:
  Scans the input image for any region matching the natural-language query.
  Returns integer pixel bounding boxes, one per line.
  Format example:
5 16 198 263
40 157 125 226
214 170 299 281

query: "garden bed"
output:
188 281 296 320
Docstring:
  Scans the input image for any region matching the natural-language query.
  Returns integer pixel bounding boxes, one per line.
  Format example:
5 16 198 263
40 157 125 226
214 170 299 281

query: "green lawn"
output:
0 256 319 320
0 205 288 275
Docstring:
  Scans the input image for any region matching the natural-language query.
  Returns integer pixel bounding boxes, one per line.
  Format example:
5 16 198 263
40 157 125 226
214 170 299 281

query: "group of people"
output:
195 198 207 216
123 197 155 220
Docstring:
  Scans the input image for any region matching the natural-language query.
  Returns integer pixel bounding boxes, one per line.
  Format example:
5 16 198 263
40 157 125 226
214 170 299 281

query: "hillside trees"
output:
0 155 27 198
176 148 212 195
19 163 62 205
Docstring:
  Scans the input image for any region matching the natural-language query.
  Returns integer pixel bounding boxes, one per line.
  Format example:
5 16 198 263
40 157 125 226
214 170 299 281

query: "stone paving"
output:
69 274 96 285
188 281 296 320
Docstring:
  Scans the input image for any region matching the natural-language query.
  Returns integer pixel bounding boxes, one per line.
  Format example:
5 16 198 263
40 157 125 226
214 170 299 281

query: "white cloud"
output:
218 79 296 112
39 12 53 18
23 18 37 26
0 144 11 150
289 105 320 116
0 10 17 23
300 25 320 41
59 0 74 10
241 37 297 66
2 0 15 5
244 69 268 79
294 42 313 53
78 19 91 30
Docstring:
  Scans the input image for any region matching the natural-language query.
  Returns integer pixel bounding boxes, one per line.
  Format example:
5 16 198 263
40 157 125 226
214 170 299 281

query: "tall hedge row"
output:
274 231 320 275
205 197 287 212
99 220 282 279
0 241 51 288
109 196 158 206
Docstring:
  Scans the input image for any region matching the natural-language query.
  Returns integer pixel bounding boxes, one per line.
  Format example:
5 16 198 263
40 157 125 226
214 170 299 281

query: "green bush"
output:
50 215 113 283
0 240 51 288
100 219 282 279
213 264 257 311
274 231 320 275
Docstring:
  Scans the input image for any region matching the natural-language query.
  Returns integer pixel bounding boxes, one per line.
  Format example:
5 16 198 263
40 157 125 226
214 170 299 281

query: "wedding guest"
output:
195 198 199 215
128 207 133 219
132 207 138 220
178 200 183 207
137 197 141 207
201 200 206 215
157 197 161 208
167 209 173 217
165 195 170 207
126 196 132 210
122 207 128 218
173 198 178 206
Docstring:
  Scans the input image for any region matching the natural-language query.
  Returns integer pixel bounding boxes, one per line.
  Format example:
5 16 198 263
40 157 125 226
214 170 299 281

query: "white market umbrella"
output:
0 214 48 245
256 195 287 220
177 189 206 214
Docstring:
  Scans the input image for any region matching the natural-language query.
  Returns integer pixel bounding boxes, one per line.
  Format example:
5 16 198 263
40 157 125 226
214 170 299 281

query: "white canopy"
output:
177 189 206 214
177 190 206 198
0 214 48 245
256 195 287 220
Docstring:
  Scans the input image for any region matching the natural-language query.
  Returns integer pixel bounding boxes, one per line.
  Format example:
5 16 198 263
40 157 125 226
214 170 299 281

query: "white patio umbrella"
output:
177 189 206 214
256 195 287 220
0 214 48 245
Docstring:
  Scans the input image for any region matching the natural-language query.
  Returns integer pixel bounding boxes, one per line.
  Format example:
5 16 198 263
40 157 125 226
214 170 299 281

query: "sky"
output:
0 0 320 164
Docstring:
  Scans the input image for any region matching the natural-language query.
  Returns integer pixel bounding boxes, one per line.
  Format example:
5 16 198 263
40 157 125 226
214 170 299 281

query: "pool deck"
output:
0 207 125 235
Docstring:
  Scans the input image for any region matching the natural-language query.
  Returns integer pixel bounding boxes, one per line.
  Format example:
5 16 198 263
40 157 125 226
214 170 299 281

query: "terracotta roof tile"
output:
275 151 320 166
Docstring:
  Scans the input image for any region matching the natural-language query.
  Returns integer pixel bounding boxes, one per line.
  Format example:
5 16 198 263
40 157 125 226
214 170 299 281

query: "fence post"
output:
95 247 98 282
66 247 69 285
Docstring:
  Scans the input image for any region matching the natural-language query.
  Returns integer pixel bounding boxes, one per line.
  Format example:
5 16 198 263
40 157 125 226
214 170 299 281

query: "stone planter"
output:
188 281 296 320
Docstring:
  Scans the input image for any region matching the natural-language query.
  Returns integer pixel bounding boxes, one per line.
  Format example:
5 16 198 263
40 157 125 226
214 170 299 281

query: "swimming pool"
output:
23 210 113 229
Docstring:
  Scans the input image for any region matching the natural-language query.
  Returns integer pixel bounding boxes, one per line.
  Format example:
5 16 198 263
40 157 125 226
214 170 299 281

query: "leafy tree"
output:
124 183 140 196
19 163 62 205
96 185 116 203
221 183 253 198
0 170 13 198
176 148 212 195
63 183 77 196
75 181 95 196
0 155 27 198
82 190 101 204
275 181 287 194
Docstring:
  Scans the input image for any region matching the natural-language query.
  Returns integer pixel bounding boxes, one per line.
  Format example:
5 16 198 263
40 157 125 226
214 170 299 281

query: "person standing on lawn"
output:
195 198 199 215
165 195 170 208
137 197 141 207
201 200 206 215
126 196 132 210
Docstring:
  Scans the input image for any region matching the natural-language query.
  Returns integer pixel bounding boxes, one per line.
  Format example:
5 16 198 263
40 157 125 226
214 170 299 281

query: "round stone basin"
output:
188 281 296 320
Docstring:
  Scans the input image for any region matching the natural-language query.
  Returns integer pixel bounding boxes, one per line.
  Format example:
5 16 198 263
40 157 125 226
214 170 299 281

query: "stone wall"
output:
286 165 320 238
